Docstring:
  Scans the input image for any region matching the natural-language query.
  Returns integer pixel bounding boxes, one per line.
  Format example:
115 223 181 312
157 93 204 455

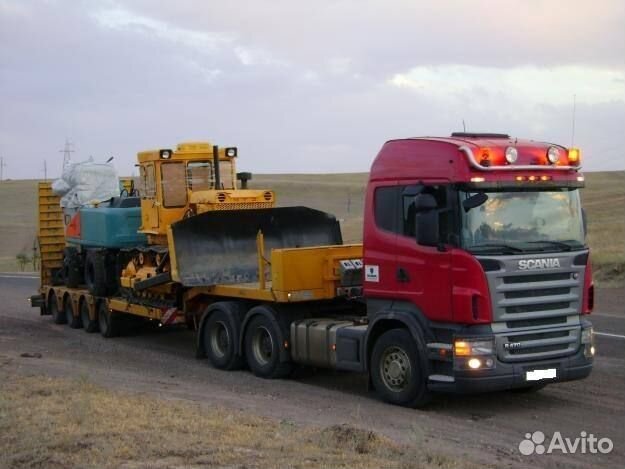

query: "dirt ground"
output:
1 276 624 469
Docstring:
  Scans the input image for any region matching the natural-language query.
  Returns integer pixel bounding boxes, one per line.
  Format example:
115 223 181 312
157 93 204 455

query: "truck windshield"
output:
460 189 585 253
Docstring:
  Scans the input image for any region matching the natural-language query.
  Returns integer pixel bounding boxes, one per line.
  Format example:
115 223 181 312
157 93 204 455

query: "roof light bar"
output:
459 145 581 171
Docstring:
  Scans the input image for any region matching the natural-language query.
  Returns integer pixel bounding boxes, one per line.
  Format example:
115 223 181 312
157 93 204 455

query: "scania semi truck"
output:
31 133 594 407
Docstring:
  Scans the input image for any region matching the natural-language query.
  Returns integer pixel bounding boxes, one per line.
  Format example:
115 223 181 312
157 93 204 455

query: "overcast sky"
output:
1 0 624 180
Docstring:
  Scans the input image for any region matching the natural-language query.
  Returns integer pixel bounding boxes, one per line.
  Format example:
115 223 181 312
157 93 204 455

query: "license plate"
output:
526 368 557 381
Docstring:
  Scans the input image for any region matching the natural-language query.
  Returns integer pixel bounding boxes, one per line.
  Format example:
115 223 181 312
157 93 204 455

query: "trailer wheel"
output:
244 314 292 379
48 293 66 325
80 299 98 333
203 307 244 370
370 328 431 408
97 301 119 338
64 298 82 329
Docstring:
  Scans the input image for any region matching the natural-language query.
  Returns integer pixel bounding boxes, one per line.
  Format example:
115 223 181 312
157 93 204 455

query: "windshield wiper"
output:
471 243 525 254
525 240 576 252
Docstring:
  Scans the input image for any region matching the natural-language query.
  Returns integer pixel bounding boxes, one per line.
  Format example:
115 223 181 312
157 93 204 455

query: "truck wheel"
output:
203 307 244 370
64 298 82 329
244 314 292 379
80 299 99 333
97 301 119 338
48 293 66 325
84 250 107 297
371 328 431 408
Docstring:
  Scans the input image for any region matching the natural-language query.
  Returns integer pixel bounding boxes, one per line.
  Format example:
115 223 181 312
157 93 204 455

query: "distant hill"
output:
0 171 622 286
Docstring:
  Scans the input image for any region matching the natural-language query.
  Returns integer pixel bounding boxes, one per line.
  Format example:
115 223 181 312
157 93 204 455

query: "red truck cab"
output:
362 133 594 405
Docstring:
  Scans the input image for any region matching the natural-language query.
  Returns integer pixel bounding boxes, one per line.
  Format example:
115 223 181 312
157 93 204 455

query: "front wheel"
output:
370 328 431 408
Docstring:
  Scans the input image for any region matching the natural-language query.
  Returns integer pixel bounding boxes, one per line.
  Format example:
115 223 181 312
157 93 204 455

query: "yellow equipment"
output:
113 140 362 305
137 141 275 245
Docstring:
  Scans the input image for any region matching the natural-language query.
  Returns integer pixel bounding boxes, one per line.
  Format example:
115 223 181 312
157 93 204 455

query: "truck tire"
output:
64 298 82 329
48 293 66 325
63 247 83 288
84 250 107 297
244 314 292 379
97 301 119 338
370 328 431 408
203 305 244 370
80 299 99 333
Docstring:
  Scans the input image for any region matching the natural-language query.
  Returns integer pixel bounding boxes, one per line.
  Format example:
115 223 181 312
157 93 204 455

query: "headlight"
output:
454 339 494 356
225 147 237 158
454 338 496 370
581 327 595 358
547 146 560 164
505 146 518 164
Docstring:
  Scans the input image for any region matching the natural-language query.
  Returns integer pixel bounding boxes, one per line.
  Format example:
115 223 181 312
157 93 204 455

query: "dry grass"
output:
0 172 623 284
581 172 625 286
0 373 465 469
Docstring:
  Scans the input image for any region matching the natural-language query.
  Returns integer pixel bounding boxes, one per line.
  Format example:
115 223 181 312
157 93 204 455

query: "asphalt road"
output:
1 274 623 468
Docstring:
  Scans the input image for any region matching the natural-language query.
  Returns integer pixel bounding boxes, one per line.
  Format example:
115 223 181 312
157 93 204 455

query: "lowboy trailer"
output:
31 134 595 407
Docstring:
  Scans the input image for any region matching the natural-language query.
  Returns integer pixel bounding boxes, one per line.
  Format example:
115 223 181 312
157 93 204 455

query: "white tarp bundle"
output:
51 158 119 208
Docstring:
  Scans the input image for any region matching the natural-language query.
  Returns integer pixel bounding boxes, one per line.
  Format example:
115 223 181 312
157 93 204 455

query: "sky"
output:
1 0 624 180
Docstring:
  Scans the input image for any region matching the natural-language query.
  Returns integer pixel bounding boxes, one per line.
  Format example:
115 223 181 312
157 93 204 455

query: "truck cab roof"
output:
370 133 582 187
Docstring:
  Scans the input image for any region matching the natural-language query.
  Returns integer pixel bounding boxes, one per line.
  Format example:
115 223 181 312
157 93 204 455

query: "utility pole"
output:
43 160 48 181
0 156 6 181
571 94 577 146
59 138 75 168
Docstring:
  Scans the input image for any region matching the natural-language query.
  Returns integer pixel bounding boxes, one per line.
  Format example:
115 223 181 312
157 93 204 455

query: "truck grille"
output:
497 327 580 362
482 252 587 362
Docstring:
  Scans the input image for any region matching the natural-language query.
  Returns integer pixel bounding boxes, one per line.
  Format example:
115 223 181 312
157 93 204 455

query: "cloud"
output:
388 65 625 107
0 0 624 180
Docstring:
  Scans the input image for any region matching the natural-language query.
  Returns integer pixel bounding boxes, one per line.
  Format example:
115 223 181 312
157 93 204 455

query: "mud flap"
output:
170 207 343 286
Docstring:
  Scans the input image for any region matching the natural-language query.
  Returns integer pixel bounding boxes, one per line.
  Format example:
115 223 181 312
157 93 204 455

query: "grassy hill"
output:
0 171 622 285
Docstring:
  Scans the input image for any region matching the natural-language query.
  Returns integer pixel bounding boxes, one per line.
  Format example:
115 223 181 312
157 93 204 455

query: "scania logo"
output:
518 258 561 270
504 342 523 350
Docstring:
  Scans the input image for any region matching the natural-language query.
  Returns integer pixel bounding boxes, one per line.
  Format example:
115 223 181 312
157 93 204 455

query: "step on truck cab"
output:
361 133 594 404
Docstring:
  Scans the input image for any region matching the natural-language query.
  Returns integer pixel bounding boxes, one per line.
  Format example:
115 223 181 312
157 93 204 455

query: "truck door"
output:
140 163 159 232
363 182 400 301
394 183 452 322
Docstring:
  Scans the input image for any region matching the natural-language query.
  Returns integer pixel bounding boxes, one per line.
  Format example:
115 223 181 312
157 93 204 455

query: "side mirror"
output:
582 208 588 238
462 192 488 212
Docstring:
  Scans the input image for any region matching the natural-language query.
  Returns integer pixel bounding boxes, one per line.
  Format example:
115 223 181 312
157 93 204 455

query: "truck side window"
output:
402 185 448 239
374 186 400 233
161 163 187 207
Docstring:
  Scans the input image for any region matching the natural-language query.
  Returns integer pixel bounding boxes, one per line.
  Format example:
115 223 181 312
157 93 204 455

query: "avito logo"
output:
519 431 613 456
